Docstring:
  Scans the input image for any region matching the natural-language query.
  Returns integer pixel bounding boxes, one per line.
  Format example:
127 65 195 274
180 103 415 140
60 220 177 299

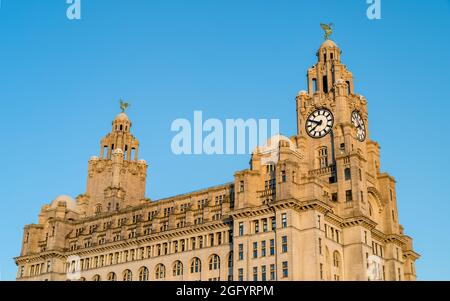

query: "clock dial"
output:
305 108 334 138
351 110 366 142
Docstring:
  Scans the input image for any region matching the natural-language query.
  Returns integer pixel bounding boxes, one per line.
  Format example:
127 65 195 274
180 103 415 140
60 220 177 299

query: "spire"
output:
317 23 341 63
301 25 353 95
99 101 139 161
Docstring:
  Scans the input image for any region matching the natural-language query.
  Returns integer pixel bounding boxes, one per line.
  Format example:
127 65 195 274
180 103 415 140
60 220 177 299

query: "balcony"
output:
259 188 276 198
308 165 336 177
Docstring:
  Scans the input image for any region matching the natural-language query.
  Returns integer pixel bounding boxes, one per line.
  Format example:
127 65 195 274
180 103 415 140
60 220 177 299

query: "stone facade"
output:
14 38 419 281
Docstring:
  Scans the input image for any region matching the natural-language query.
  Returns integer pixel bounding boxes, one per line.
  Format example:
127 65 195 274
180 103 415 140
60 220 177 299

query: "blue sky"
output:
1 0 449 280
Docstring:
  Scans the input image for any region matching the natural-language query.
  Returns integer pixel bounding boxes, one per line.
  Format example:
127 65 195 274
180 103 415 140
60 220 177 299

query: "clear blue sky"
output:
1 0 449 281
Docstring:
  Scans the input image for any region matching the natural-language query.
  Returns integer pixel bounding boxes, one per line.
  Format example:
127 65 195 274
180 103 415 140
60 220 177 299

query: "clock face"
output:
306 108 334 138
351 110 366 142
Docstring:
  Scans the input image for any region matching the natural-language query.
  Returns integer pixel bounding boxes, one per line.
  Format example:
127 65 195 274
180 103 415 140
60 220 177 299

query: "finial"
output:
320 23 334 40
119 99 130 113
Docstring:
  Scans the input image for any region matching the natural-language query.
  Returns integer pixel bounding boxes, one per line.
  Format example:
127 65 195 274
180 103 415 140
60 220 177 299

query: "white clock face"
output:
351 110 366 142
306 108 334 138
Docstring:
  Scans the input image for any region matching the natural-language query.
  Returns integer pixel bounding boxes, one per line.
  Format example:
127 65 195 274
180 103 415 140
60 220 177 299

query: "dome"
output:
320 39 338 48
90 155 99 161
50 195 77 211
114 112 129 121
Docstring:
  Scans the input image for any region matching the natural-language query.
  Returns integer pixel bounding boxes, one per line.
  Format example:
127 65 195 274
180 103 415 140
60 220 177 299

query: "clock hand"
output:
308 119 321 125
310 120 323 131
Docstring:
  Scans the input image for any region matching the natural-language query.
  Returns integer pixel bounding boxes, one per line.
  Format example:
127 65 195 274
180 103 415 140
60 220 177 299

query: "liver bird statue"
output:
119 99 130 113
320 23 334 40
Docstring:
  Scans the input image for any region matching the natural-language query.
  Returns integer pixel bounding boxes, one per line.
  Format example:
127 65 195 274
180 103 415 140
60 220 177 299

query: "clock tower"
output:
292 36 419 280
296 37 372 217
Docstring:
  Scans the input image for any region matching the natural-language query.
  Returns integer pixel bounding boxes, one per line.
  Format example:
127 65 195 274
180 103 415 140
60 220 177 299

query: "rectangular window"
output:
270 239 275 256
253 242 258 258
331 193 338 202
238 244 244 260
282 236 288 253
254 221 259 233
323 76 328 93
320 263 324 280
345 190 353 202
281 213 287 228
271 217 276 230
263 219 268 232
240 181 244 192
239 222 244 236
261 241 266 257
319 238 322 255
313 78 318 93
238 268 244 281
281 171 286 182
270 264 276 280
262 265 267 281
253 267 258 281
282 261 289 278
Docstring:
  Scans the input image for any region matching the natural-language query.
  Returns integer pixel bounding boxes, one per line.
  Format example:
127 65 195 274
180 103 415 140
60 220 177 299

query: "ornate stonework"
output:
14 39 419 281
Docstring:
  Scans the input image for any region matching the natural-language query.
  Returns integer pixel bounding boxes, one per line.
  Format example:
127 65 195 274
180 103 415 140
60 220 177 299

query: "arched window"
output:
190 257 201 273
107 272 116 281
333 251 341 268
92 274 101 281
95 204 102 214
122 269 132 281
209 254 220 271
138 266 149 281
155 264 166 279
79 277 86 281
344 168 351 181
173 261 183 276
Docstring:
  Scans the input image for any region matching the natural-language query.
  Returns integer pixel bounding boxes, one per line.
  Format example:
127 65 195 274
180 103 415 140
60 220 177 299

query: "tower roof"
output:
320 39 339 49
114 112 129 121
50 195 77 211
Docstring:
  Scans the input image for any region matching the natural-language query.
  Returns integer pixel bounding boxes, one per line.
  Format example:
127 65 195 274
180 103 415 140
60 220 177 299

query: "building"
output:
14 37 419 281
